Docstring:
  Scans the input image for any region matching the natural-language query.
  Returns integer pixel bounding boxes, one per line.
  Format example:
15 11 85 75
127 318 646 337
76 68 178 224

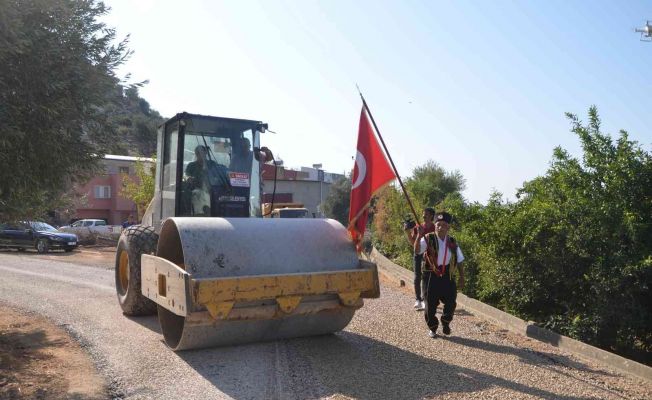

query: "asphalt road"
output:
0 250 650 400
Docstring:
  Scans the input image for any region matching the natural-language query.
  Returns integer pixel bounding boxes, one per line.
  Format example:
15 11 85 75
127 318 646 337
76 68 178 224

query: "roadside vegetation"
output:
353 107 651 365
120 157 156 221
322 176 353 226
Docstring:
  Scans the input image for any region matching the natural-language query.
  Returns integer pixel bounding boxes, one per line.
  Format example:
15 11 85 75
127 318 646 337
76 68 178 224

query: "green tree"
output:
322 176 352 225
0 0 131 221
120 158 156 220
520 107 652 358
405 160 466 208
457 107 652 361
371 184 414 268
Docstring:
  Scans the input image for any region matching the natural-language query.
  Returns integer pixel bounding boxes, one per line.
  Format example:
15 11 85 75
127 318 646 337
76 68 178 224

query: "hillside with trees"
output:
107 86 164 157
0 0 162 222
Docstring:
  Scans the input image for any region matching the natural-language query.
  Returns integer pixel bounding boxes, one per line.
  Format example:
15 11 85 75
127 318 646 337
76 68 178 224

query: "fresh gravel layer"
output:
286 283 651 400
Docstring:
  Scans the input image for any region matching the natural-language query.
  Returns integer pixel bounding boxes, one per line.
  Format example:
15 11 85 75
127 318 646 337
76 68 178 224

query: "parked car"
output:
59 219 121 236
0 221 78 253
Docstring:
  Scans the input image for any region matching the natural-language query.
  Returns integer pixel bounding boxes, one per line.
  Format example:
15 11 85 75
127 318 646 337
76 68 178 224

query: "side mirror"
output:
256 123 268 133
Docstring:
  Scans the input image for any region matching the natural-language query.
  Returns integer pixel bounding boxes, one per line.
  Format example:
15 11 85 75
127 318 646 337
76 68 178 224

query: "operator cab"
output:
155 113 267 223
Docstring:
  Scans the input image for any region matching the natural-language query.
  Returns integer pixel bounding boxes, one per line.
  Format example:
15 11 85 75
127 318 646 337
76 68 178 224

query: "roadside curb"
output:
369 247 652 383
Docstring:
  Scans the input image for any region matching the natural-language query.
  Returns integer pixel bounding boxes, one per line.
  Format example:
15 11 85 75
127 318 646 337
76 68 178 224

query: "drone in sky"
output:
635 20 651 42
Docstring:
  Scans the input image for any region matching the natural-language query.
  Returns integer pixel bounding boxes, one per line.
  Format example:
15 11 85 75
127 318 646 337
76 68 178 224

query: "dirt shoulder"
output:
1 293 110 399
0 245 116 399
32 244 117 270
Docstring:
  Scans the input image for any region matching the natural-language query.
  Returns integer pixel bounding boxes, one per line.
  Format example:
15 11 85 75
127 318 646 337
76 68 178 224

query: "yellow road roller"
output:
115 112 379 350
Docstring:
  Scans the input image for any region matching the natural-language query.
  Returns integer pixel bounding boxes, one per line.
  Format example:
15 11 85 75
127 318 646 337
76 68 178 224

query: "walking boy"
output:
415 212 465 337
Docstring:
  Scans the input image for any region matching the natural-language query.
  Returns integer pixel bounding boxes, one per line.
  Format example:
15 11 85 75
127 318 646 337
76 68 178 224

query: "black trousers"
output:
413 253 425 301
422 270 457 330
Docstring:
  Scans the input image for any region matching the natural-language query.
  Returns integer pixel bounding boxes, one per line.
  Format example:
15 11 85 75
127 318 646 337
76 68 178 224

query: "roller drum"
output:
154 217 365 350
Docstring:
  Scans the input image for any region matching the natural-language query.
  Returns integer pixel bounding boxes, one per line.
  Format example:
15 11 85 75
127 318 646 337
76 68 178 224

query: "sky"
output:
102 0 652 204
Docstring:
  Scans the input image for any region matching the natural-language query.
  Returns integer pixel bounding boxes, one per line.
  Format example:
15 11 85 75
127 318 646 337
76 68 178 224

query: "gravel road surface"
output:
0 251 649 399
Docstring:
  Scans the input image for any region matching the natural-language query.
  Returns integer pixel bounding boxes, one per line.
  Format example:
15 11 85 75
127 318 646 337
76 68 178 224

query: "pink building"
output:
73 155 154 225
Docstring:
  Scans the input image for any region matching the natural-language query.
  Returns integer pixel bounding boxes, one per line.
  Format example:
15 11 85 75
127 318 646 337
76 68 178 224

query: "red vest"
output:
423 235 458 277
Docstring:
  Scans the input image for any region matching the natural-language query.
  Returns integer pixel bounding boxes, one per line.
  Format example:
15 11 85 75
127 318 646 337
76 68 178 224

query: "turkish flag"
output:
348 107 396 251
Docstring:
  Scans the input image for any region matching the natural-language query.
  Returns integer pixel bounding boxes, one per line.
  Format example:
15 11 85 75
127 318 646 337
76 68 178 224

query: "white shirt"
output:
418 235 464 265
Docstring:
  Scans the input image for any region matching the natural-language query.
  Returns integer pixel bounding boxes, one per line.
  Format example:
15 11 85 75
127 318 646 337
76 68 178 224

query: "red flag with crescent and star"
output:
348 107 396 251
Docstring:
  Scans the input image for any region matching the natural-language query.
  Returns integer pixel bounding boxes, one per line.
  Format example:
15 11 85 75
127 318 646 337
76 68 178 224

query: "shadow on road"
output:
176 331 598 400
444 335 615 377
123 315 161 334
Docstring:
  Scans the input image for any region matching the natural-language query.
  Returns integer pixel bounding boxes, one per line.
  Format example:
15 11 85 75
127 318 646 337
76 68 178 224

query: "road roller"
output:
115 112 380 350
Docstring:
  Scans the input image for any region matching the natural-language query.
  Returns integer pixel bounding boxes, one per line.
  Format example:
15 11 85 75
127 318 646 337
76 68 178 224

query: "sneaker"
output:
414 300 423 310
442 323 451 335
428 329 437 338
420 301 426 310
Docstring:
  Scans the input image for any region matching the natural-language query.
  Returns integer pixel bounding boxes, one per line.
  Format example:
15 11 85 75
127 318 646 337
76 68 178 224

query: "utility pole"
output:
313 164 324 217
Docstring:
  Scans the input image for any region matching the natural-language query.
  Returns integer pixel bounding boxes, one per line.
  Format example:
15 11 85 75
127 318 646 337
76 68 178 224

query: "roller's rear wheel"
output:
115 225 159 316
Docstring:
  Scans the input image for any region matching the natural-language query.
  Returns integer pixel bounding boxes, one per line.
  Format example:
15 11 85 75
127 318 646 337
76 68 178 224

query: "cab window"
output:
178 117 258 218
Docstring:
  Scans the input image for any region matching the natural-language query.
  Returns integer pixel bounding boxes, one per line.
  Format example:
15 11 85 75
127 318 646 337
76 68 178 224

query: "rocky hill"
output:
105 86 165 157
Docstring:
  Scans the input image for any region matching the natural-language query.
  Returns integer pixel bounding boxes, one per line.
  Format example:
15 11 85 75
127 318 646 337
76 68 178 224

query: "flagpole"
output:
356 87 422 226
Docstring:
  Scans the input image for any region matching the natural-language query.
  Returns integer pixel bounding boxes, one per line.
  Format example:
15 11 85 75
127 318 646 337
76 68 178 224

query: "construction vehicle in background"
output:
270 207 310 218
115 112 379 350
262 202 311 218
